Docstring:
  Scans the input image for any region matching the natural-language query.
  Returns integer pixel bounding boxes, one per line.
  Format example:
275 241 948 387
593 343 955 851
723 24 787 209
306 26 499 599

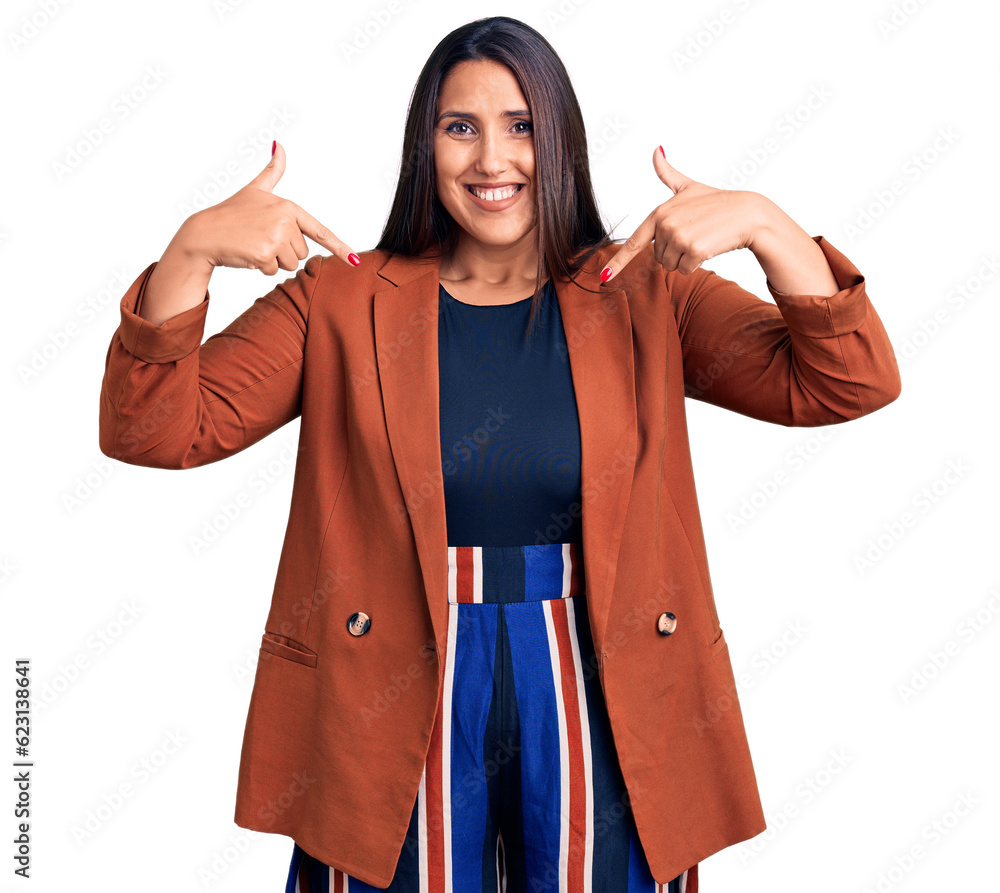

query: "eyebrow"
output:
436 109 532 123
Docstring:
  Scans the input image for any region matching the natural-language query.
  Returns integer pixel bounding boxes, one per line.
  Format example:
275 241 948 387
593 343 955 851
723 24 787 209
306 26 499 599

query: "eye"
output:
442 119 533 135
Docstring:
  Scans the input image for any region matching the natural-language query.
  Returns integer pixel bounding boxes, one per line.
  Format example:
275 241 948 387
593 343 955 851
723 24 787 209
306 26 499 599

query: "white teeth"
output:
468 184 521 201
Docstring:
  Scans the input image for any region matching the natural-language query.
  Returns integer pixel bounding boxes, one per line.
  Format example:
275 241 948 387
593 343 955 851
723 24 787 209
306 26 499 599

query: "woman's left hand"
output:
600 147 766 282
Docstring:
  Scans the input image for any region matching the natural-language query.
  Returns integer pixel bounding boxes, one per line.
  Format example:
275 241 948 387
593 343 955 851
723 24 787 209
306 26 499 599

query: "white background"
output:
2 0 997 890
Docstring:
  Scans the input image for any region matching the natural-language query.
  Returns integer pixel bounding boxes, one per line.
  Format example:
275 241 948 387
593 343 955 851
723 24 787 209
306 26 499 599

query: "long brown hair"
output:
375 15 619 340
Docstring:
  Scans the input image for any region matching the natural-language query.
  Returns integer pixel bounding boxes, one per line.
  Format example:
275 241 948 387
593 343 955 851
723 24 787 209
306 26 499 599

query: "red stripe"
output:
297 857 312 893
456 546 474 603
331 867 343 892
688 862 699 892
550 598 586 893
426 675 446 890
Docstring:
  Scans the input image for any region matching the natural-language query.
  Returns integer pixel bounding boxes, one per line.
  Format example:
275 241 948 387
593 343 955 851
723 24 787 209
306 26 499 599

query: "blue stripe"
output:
524 544 569 601
449 603 499 890
627 825 653 891
502 599 563 882
284 844 304 893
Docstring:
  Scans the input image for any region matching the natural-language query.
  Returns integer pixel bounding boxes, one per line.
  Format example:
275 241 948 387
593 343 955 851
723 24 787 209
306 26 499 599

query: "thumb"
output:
652 146 691 195
247 140 285 193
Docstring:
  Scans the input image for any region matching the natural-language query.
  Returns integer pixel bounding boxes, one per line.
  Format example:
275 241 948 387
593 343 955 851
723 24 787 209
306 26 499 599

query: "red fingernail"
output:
600 266 612 282
271 140 276 157
658 145 665 158
348 253 360 266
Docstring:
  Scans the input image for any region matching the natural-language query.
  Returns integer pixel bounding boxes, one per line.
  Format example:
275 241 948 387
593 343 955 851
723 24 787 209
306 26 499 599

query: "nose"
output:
475 128 507 177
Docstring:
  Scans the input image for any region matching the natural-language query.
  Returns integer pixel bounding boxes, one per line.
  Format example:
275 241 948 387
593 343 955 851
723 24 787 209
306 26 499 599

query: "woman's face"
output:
434 59 538 255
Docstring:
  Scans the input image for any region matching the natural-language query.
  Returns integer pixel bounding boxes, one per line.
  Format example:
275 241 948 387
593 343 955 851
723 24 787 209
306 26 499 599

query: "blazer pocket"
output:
259 631 318 668
710 626 729 658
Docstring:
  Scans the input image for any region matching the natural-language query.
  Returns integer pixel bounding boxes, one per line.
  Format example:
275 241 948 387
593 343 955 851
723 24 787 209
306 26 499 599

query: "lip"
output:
464 183 525 211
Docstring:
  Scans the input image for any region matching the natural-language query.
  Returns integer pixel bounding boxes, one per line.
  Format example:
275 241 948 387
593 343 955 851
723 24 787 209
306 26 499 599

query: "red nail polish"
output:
658 145 665 158
601 266 612 282
271 140 276 157
348 253 360 266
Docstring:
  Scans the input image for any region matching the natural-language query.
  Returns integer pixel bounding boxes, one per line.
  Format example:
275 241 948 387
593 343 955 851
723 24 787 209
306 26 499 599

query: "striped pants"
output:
286 542 698 893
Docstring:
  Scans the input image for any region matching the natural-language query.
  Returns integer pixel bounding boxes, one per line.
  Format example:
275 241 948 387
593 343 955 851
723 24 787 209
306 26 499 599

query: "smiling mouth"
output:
466 184 524 201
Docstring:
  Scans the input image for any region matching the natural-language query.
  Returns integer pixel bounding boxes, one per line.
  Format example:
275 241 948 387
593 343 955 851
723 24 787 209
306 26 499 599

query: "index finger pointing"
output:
600 212 657 282
294 204 360 266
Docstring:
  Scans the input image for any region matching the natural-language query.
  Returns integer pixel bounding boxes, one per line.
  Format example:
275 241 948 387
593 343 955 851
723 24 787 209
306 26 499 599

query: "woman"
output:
99 15 901 893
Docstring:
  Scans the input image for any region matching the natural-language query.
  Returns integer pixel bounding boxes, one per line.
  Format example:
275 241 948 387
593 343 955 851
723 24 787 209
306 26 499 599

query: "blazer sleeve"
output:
98 254 323 468
667 235 901 426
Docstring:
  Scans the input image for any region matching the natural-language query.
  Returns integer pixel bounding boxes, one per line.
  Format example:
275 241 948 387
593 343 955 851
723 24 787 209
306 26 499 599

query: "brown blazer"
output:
99 235 901 886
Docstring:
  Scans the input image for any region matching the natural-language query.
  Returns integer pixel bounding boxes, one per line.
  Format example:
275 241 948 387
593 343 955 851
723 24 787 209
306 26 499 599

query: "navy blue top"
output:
438 279 583 547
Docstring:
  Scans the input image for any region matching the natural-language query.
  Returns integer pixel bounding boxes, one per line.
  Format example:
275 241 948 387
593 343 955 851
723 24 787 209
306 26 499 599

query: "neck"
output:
439 229 544 286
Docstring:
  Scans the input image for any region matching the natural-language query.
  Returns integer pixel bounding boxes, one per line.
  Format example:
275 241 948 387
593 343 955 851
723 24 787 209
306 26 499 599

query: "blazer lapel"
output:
373 251 637 660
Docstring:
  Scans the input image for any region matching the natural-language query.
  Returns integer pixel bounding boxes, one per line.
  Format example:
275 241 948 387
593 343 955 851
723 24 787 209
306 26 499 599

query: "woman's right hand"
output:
179 141 359 275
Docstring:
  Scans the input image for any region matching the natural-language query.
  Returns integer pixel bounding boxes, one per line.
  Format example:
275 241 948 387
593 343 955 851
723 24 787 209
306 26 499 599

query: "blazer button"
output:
347 612 371 636
657 612 677 635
